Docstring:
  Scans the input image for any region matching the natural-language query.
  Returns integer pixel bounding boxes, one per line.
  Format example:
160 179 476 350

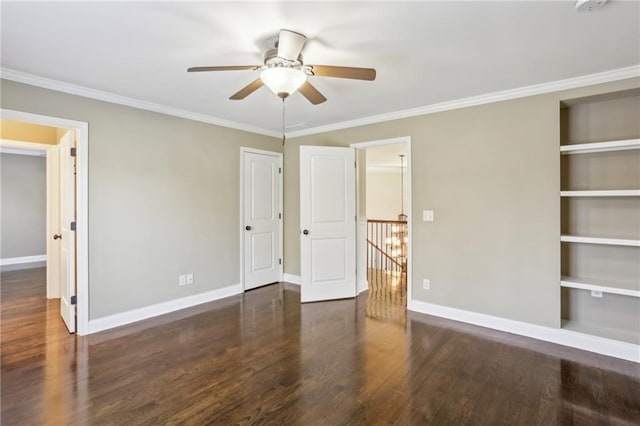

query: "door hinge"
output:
279 167 282 174
70 147 77 157
70 221 76 231
279 212 282 219
354 161 357 168
70 295 77 305
279 258 282 265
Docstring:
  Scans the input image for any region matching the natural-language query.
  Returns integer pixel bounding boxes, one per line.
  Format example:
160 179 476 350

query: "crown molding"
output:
0 68 281 138
287 65 640 138
2 65 638 140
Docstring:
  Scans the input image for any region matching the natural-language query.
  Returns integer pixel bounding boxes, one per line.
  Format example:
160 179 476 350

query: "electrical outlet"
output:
179 274 187 286
423 210 434 222
591 290 603 298
423 278 430 290
186 273 194 285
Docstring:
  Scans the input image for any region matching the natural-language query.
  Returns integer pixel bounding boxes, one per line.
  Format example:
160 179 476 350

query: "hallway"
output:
1 267 639 424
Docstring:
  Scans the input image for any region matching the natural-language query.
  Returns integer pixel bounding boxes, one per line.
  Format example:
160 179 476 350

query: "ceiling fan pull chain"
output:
282 97 286 146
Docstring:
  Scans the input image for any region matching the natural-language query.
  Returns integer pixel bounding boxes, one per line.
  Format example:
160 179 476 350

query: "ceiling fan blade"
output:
187 65 259 72
298 81 327 105
310 65 376 81
277 29 306 61
229 79 264 100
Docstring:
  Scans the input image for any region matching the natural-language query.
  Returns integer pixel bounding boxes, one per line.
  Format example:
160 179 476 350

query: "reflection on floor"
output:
366 268 407 325
3 267 640 424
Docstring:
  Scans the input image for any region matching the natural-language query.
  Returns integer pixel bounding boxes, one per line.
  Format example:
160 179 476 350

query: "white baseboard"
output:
358 280 369 294
283 273 301 285
0 254 46 266
88 284 242 334
408 299 639 363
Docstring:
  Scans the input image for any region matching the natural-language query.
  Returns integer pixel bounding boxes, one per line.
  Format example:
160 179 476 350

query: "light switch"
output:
423 210 434 222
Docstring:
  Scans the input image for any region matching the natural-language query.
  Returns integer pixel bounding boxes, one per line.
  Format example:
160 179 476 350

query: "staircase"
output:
367 219 407 279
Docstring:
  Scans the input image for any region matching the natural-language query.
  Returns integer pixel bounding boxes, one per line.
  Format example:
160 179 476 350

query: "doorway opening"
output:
352 137 411 325
0 109 89 335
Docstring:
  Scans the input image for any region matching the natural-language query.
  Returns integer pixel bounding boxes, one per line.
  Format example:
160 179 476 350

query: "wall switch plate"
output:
179 275 187 286
186 273 194 285
591 290 603 298
423 278 430 290
423 210 434 222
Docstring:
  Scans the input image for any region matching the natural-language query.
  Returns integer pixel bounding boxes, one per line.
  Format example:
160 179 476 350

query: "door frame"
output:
350 136 413 305
239 147 283 291
1 108 89 335
0 139 59 298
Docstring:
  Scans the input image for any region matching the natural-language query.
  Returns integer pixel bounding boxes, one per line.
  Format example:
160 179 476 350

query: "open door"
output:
59 130 76 333
300 146 356 303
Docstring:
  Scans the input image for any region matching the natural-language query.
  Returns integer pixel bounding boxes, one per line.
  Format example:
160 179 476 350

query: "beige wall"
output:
0 118 58 144
2 76 637 330
366 171 408 220
284 77 640 328
0 153 47 259
1 79 281 319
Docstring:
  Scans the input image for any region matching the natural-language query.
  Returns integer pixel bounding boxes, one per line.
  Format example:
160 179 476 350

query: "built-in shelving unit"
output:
559 89 640 349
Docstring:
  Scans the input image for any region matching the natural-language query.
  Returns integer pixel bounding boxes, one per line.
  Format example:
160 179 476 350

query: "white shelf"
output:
560 190 640 197
561 276 640 298
560 235 640 246
562 320 640 345
560 138 640 154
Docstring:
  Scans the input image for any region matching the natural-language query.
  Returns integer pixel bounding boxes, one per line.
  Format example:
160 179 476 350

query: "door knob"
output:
53 234 62 240
302 229 309 235
245 226 252 231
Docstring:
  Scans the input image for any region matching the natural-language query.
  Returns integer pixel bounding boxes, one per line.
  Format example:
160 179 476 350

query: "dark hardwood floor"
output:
1 267 639 425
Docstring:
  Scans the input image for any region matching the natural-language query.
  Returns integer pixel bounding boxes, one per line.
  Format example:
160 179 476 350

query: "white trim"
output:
560 138 640 155
0 255 46 266
0 138 52 151
1 68 280 138
561 190 640 197
366 165 402 174
88 284 242 334
0 146 46 156
289 65 640 138
1 109 90 336
408 299 640 363
561 235 640 246
4 66 637 140
239 147 284 291
283 273 301 285
561 276 640 298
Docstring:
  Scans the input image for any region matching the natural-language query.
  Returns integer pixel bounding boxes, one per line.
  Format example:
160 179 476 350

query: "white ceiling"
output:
1 1 638 136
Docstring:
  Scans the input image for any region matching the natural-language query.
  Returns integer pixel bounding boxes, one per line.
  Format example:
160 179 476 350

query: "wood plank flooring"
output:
1 267 639 425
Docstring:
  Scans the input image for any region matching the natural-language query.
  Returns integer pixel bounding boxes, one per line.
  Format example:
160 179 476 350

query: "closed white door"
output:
59 131 76 333
300 146 356 303
243 150 282 290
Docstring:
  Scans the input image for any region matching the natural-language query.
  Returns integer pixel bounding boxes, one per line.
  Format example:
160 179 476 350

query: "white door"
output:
59 131 76 333
243 150 282 290
300 146 356 303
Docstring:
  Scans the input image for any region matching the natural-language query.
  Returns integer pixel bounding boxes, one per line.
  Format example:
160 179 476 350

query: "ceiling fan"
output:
187 29 376 105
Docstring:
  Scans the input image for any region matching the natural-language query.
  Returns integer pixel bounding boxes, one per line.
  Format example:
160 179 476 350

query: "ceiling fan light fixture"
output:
260 67 307 98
